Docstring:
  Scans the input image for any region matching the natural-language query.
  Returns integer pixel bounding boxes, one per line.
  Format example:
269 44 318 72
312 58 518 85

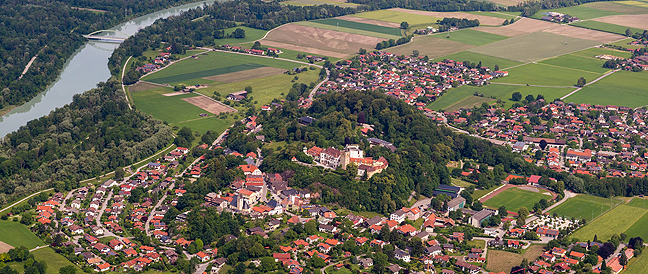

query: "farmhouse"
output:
227 91 248 101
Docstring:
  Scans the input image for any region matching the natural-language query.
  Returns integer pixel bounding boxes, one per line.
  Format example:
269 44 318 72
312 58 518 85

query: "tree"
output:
511 92 522 101
232 28 246 39
518 207 529 218
114 168 125 180
525 94 535 102
252 41 261 50
620 251 628 266
626 28 634 37
358 48 367 55
494 64 499 71
576 77 586 87
400 21 409 29
59 266 76 274
412 50 419 57
539 139 548 150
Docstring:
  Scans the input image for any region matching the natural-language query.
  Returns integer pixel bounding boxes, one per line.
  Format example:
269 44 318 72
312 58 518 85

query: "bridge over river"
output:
83 30 128 42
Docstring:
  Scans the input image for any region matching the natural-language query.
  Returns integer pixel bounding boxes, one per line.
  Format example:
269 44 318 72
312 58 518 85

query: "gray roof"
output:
472 209 494 221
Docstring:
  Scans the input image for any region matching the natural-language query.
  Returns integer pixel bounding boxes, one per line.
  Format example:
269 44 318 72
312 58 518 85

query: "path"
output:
560 69 620 100
542 190 576 213
29 245 48 252
121 55 134 110
19 54 39 80
0 188 54 214
309 68 329 101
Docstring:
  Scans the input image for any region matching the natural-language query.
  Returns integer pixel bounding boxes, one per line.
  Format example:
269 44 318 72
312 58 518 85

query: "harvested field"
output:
541 24 625 43
204 67 285 83
586 1 648 14
593 14 648 30
0 241 13 253
474 17 556 37
389 8 508 26
338 15 401 28
487 245 545 273
389 36 475 58
128 81 163 92
182 96 237 115
262 24 383 58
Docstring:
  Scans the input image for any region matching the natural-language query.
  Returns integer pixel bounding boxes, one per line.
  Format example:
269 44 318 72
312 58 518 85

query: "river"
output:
0 1 215 137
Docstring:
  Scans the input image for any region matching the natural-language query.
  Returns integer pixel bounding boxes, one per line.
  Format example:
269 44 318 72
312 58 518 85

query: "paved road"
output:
59 189 77 211
96 191 118 237
145 183 174 236
561 69 619 100
542 190 576 213
121 55 134 110
0 188 54 214
309 68 329 101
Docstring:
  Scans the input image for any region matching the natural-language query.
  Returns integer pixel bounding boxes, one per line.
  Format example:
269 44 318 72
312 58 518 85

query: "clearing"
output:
389 36 475 58
482 187 553 213
469 31 601 62
486 245 545 273
0 221 45 249
548 194 623 221
570 204 647 242
565 71 648 108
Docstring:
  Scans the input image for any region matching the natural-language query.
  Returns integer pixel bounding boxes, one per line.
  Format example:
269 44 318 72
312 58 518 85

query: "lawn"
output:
197 69 320 108
214 26 268 46
571 20 645 36
451 177 476 188
294 21 402 39
389 35 476 58
438 51 522 69
130 88 208 124
486 245 545 273
547 194 623 221
142 51 303 85
32 247 83 274
570 205 647 242
566 71 648 108
492 63 602 86
353 9 442 28
482 187 553 213
308 18 403 37
627 197 648 209
170 116 235 136
469 32 600 62
540 52 612 74
429 84 574 111
437 29 510 46
626 252 648 274
444 95 495 112
531 5 621 20
473 184 500 201
0 221 45 249
624 211 648 241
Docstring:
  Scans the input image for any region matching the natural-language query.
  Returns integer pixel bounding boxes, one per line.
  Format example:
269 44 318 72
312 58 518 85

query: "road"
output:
0 188 54 214
96 191 118 237
309 68 329 101
59 189 77 210
121 55 134 110
145 183 174 236
560 69 620 100
542 190 576 213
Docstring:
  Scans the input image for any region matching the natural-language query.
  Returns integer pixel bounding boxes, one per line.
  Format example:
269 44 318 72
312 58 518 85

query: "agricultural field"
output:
130 88 213 124
486 245 545 273
547 194 623 221
588 1 648 14
627 197 648 209
531 5 621 20
482 187 553 213
0 221 45 249
439 29 509 46
626 252 648 274
294 21 402 39
303 18 403 37
570 205 647 241
492 63 601 86
389 8 508 26
465 11 517 20
539 53 611 74
571 20 645 36
389 36 475 58
565 71 648 108
624 212 648 240
142 51 302 86
214 26 268 46
170 115 236 135
475 18 556 37
592 14 648 31
469 32 601 62
438 51 521 69
351 9 441 29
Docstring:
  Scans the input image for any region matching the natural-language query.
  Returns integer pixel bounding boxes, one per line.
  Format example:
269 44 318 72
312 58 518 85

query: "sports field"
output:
294 21 402 39
566 71 648 108
486 245 545 273
548 194 622 221
438 29 509 46
482 187 553 213
429 84 574 110
571 20 645 36
570 205 647 241
469 32 600 62
142 51 300 85
0 221 45 249
352 9 441 29
438 51 521 69
389 36 475 58
492 63 601 86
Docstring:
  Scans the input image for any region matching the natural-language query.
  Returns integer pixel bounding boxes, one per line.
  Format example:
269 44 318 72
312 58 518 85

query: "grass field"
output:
571 46 633 59
32 247 82 274
618 0 648 8
483 187 553 213
170 116 235 135
486 245 545 273
438 51 521 69
469 32 600 62
294 21 401 39
465 11 517 19
540 53 612 74
492 63 602 86
429 84 574 111
548 194 623 221
445 96 495 112
626 253 648 274
308 18 403 37
353 10 441 29
0 221 45 249
390 36 475 58
131 88 208 124
531 5 621 20
624 211 648 240
589 1 648 14
214 26 268 45
627 198 648 209
571 20 645 36
438 29 509 46
142 51 302 85
566 71 648 108
570 205 647 242
473 184 500 200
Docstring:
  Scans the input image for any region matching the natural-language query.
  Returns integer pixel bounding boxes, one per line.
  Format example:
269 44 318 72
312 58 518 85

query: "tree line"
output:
347 0 500 12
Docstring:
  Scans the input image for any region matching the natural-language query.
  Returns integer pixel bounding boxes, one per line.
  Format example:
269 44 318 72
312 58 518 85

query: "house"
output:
197 251 211 262
394 249 411 263
227 91 248 101
97 263 111 272
318 224 337 233
425 245 443 256
359 258 373 268
536 227 559 238
456 261 481 274
109 239 123 251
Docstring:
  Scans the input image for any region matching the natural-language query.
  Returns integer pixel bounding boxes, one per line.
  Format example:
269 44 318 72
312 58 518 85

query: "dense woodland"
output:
348 0 499 12
109 0 361 79
0 79 173 207
0 0 196 114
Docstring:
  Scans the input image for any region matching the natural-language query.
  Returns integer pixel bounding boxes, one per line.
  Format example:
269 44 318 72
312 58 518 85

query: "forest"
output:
109 0 362 79
0 0 196 115
347 0 500 12
507 0 618 16
0 79 173 207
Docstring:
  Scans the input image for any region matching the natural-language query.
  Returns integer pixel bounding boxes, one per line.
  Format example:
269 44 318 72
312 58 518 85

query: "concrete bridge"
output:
83 29 128 42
